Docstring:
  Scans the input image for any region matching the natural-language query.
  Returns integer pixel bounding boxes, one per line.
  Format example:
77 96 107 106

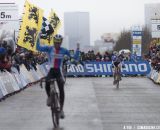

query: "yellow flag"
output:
40 35 54 46
40 9 61 46
49 9 61 35
40 16 54 46
17 0 43 52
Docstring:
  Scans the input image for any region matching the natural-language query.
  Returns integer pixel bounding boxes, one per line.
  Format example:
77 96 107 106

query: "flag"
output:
17 0 43 52
40 17 54 46
41 17 54 37
49 9 61 35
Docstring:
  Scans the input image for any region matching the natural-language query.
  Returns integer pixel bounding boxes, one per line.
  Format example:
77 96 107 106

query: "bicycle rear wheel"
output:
51 93 60 128
116 78 119 88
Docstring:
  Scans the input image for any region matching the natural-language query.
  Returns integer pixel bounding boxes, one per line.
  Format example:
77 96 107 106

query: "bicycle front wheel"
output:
51 94 60 128
51 108 59 128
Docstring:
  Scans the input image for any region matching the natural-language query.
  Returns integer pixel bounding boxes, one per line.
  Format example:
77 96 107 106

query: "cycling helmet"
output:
113 51 118 55
54 34 63 43
121 51 125 55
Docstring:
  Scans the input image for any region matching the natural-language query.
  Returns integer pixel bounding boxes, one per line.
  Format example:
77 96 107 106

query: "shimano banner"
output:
67 61 151 76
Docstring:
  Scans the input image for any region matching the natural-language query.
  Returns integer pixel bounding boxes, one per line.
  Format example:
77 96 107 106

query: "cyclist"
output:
111 51 125 84
36 33 80 119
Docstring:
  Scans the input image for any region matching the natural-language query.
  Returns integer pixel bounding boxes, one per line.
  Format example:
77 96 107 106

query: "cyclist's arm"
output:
36 33 51 52
111 55 115 65
64 48 80 61
74 49 80 61
121 57 125 67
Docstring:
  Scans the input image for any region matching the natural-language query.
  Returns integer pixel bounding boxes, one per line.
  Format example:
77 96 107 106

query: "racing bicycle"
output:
40 78 60 128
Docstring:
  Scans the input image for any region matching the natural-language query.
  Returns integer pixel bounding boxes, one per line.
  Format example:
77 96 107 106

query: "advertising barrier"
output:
0 63 49 100
36 65 44 79
67 61 151 76
0 76 8 96
0 89 3 99
11 67 23 89
148 67 160 84
20 65 32 84
0 71 15 94
30 69 40 81
6 71 20 91
38 64 47 76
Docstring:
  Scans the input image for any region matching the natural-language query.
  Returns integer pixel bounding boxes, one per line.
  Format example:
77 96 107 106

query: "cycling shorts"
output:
113 62 121 67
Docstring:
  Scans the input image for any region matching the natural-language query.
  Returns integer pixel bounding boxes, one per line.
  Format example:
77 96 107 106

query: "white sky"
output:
2 0 160 44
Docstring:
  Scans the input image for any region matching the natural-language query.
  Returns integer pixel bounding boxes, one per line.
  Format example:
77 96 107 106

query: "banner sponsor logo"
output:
67 61 151 75
132 31 142 36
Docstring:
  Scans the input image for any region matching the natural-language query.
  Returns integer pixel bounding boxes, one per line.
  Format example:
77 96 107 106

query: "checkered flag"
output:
41 17 54 39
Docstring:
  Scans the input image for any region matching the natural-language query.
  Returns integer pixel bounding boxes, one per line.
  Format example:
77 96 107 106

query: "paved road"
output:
0 77 160 130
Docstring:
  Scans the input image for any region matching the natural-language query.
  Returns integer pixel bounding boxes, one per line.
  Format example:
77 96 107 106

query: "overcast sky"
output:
2 0 160 44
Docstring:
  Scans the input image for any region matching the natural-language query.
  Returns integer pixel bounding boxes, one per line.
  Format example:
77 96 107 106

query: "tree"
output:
141 26 152 54
114 27 152 55
114 29 132 51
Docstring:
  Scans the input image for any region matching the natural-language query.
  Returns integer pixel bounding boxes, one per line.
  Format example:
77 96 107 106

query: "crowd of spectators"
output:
0 36 142 74
144 40 160 72
0 40 48 73
78 50 137 62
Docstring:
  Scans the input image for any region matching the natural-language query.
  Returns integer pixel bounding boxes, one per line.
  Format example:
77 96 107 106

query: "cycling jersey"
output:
111 54 124 67
36 37 80 69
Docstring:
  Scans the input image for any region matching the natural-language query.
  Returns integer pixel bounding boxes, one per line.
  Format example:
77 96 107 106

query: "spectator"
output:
0 47 12 72
95 52 102 61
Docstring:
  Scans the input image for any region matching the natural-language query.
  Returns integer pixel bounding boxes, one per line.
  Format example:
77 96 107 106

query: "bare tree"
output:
141 26 152 54
114 27 152 55
114 29 132 51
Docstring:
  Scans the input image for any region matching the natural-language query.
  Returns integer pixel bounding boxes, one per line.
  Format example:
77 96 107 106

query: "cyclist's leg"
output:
118 64 122 80
56 77 65 111
45 68 54 97
112 63 116 84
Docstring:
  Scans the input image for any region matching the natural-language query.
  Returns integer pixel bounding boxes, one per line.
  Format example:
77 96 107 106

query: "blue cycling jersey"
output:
36 37 80 69
111 54 125 67
112 54 123 63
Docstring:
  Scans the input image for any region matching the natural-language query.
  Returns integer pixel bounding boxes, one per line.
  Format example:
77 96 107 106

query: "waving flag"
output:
49 9 61 35
40 9 62 46
41 17 54 36
17 0 43 52
40 17 54 46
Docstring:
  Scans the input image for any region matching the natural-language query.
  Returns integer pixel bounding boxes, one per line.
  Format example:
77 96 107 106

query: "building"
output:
61 35 69 49
94 33 119 53
145 3 160 31
64 12 90 50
